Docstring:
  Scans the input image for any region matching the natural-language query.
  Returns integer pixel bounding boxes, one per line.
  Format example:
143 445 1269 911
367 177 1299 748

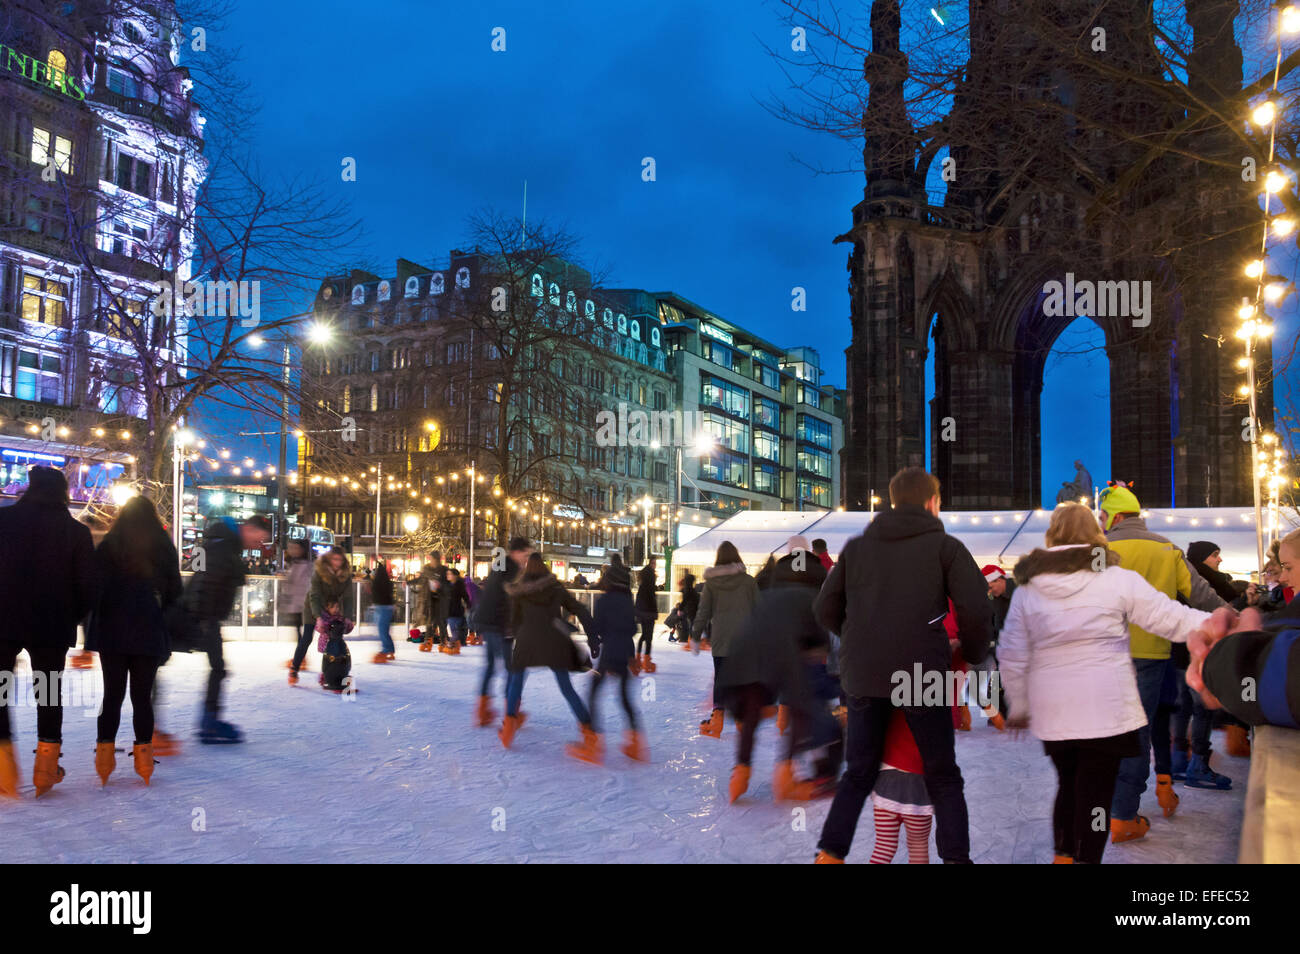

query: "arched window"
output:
630 319 641 339
455 267 470 289
377 280 391 302
548 283 560 306
47 50 67 78
650 326 661 347
565 290 576 312
351 285 365 304
602 308 614 329
584 299 595 319
404 276 419 298
531 273 543 297
616 313 627 335
369 383 379 412
430 272 445 295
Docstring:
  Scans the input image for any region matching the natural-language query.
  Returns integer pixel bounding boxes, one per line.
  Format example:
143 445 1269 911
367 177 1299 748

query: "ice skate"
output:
1110 815 1151 844
499 714 521 749
198 714 244 745
371 651 391 664
1184 755 1232 790
284 658 308 672
565 725 603 764
700 708 724 738
287 668 299 685
94 742 116 786
620 730 649 762
33 742 65 797
0 740 18 799
772 760 818 802
728 764 750 803
1052 854 1075 864
956 706 972 731
1225 725 1251 758
813 850 844 864
133 743 154 785
68 650 95 670
629 655 642 676
420 636 434 652
151 730 181 757
475 695 498 728
1155 773 1179 816
1171 747 1189 780
641 656 656 673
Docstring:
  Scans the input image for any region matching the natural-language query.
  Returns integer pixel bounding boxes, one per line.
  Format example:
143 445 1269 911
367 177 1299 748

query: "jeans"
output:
479 630 507 697
1172 666 1213 759
198 617 226 717
447 616 467 645
0 643 68 743
98 653 160 744
505 667 590 724
374 605 395 655
291 614 315 670
818 694 971 862
1111 657 1171 820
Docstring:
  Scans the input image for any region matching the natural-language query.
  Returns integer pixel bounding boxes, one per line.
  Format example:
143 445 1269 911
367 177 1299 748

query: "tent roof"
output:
672 507 1296 579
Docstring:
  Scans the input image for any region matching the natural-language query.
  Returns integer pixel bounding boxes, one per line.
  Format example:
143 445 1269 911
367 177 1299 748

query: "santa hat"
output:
982 564 1005 583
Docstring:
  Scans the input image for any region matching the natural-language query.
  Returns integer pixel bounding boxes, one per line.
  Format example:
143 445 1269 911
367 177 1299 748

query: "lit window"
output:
46 49 67 78
31 126 73 173
16 349 62 403
21 273 69 326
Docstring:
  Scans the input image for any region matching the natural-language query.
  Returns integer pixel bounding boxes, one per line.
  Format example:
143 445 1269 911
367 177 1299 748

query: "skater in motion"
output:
279 540 315 674
0 466 98 797
586 555 649 763
691 541 759 739
184 514 271 743
634 555 658 673
87 496 182 787
295 547 355 686
997 503 1224 863
812 467 991 864
369 558 396 664
473 537 531 727
500 553 599 760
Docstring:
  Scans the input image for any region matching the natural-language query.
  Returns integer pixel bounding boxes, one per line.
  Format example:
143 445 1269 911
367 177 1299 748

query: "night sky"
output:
195 0 1291 509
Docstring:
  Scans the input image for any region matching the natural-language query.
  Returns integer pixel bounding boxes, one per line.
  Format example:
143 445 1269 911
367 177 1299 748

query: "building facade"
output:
0 2 205 501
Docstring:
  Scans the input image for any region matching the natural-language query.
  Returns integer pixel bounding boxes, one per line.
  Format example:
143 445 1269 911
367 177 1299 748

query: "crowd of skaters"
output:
0 463 1297 866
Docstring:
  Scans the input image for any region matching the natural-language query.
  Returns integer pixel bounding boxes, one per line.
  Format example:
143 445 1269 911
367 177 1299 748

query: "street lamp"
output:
172 426 194 563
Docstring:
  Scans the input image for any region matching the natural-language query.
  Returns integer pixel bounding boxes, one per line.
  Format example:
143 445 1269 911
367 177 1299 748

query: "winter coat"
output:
307 555 355 621
997 545 1211 742
680 572 700 618
417 562 450 625
690 563 760 655
474 562 519 634
716 555 828 709
814 505 992 699
279 557 313 618
590 565 636 670
370 564 394 606
445 577 469 619
184 518 248 621
86 532 182 658
1202 627 1299 728
1188 558 1241 606
0 495 98 649
1105 517 1225 659
989 579 1016 639
506 571 597 672
635 564 658 614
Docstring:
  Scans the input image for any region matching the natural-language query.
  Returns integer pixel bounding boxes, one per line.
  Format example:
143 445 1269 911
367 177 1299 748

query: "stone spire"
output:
861 0 915 200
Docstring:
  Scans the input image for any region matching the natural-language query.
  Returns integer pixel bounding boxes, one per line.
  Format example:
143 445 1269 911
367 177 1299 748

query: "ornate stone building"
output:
841 0 1263 509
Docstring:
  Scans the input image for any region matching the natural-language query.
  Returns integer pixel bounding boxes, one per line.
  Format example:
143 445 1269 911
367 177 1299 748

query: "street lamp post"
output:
171 425 192 565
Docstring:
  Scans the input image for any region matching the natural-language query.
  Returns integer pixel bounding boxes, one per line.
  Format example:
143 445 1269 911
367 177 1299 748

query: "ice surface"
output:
0 639 1246 863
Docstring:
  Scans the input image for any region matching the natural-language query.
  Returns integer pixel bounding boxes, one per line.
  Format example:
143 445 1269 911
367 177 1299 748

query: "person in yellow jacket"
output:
1100 484 1226 844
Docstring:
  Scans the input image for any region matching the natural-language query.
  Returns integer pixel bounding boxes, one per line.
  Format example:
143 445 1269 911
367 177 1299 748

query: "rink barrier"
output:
74 577 675 643
1238 725 1300 863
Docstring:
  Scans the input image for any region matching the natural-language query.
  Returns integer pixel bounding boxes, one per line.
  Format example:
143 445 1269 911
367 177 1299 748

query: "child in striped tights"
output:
868 708 933 864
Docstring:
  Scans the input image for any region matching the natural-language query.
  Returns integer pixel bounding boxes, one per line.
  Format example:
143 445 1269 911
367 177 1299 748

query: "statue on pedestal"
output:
1054 460 1094 505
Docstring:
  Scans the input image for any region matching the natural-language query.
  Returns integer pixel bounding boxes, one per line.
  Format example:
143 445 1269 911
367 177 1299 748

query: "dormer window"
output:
565 290 576 312
585 299 595 319
531 274 543 297
651 327 661 347
630 319 640 340
616 314 627 335
548 283 560 306
455 267 470 289
351 285 365 305
430 273 445 295
404 276 420 298
602 308 613 329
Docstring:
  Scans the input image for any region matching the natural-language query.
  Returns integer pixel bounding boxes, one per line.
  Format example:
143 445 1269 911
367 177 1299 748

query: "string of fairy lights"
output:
1239 2 1300 567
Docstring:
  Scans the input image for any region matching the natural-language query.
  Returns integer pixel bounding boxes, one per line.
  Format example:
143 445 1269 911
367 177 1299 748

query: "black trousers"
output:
98 653 161 745
1044 730 1140 864
818 695 971 862
730 683 776 766
636 615 654 656
588 664 638 732
290 613 316 670
0 643 68 743
198 618 225 716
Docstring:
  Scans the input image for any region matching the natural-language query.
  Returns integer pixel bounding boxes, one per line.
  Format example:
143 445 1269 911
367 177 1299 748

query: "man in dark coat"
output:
185 514 271 743
0 466 98 796
418 551 450 649
473 537 531 725
813 467 992 864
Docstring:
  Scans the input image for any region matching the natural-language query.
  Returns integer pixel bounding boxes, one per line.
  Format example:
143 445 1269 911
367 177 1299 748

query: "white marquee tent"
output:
671 506 1300 581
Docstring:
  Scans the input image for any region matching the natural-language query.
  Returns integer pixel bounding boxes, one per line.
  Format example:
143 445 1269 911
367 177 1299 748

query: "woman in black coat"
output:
587 556 648 761
86 496 182 786
501 553 600 760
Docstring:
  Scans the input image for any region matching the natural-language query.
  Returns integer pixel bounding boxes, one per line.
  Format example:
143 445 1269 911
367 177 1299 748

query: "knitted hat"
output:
1188 541 1221 566
786 535 811 553
1098 483 1141 531
982 564 1005 583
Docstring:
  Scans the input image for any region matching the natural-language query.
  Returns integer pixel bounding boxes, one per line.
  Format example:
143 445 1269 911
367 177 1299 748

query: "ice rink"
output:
1 638 1248 864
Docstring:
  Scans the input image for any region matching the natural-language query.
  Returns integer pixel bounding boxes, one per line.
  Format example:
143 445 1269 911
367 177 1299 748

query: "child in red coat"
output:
868 708 933 864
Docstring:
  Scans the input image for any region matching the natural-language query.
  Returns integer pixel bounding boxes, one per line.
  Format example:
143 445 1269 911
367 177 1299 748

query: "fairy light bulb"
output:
1238 301 1257 320
1264 169 1287 193
1273 217 1296 238
1252 101 1277 126
1283 4 1300 33
1264 283 1287 303
1244 260 1264 279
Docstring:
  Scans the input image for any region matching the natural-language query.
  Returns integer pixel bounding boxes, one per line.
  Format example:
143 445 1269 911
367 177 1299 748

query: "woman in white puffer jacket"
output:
998 503 1224 865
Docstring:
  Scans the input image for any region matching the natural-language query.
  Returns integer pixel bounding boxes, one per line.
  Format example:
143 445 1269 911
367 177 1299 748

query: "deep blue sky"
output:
194 0 1288 508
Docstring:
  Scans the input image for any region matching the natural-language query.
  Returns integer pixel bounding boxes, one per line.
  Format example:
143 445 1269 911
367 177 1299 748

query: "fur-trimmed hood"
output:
314 553 353 586
1013 544 1120 597
704 562 746 580
506 571 560 602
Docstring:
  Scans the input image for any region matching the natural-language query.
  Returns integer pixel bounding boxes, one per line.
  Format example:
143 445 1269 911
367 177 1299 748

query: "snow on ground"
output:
1 637 1246 863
